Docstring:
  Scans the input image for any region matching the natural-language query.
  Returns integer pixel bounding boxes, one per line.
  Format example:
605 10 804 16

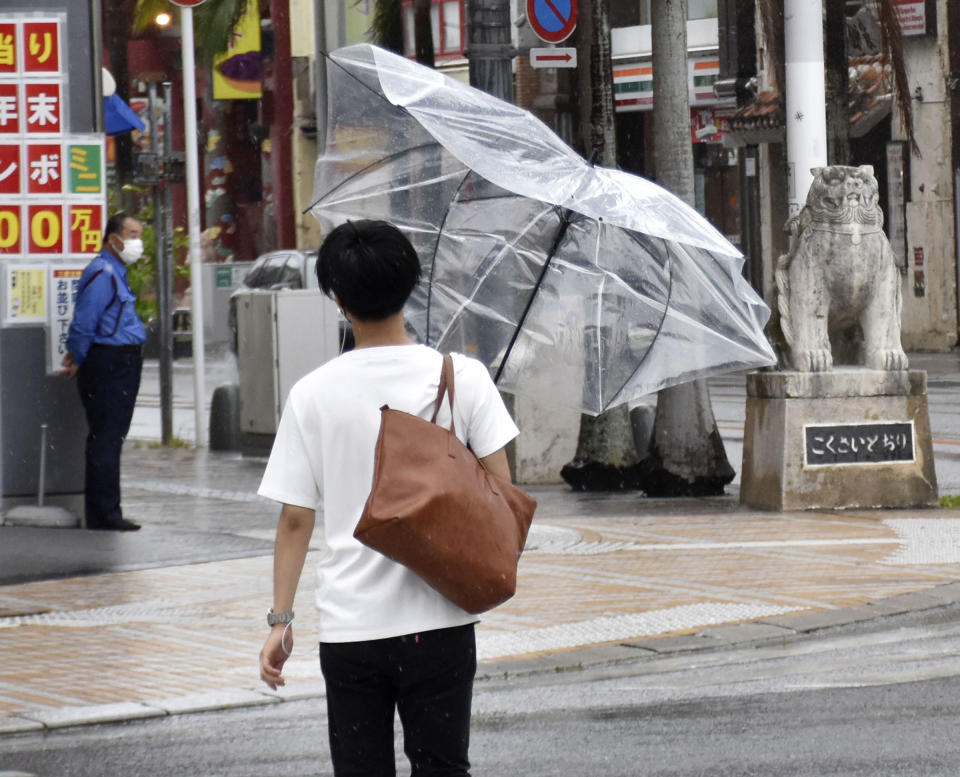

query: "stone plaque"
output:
804 422 915 467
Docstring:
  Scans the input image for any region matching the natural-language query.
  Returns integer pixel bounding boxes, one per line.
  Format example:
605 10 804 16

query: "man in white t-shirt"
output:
258 220 519 776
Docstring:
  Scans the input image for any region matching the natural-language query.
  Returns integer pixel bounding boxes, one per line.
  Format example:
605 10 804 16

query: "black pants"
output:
76 345 142 527
319 623 476 777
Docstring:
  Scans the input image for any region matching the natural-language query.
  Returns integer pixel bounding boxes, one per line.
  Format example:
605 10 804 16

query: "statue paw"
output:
792 348 833 372
871 349 910 371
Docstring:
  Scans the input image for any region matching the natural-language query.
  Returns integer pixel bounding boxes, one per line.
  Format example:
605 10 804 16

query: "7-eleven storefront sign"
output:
613 55 734 112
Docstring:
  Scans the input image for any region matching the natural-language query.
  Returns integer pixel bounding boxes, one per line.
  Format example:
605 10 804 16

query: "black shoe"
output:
88 518 141 531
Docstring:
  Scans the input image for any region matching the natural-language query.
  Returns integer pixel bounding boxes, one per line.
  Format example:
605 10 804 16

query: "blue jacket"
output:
66 249 146 366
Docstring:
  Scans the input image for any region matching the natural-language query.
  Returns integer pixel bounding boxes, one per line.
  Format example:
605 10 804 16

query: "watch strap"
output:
267 608 295 626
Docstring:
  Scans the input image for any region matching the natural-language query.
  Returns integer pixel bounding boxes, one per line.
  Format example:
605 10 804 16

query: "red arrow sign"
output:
530 47 578 69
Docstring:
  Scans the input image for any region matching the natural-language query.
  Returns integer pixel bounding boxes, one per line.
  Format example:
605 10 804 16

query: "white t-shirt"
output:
258 344 520 643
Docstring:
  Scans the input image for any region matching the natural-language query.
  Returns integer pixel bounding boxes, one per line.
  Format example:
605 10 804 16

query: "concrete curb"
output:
4 581 960 734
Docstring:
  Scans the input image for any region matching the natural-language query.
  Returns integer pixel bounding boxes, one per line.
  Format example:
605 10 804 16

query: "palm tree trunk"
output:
639 0 734 496
561 0 644 492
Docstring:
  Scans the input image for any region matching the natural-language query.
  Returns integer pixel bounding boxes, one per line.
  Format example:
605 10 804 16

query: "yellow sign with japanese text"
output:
3 263 46 324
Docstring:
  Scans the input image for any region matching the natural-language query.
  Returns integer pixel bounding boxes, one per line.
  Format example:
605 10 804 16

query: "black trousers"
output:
319 623 476 777
76 345 142 527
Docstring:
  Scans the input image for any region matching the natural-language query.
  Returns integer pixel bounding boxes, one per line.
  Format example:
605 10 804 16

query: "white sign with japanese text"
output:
47 262 84 373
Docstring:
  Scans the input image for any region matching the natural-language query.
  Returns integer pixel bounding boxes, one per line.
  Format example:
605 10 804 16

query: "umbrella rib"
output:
494 206 573 385
303 141 445 214
594 229 606 404
426 169 474 346
601 237 676 410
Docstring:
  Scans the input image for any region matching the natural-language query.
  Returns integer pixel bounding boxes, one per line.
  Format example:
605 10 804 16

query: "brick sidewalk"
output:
3 482 960 729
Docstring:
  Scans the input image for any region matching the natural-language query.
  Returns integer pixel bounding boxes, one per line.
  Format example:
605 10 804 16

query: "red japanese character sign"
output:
68 204 103 255
22 22 59 74
0 82 19 134
0 204 21 255
23 82 61 134
0 23 17 76
0 144 21 194
26 143 61 194
27 203 62 254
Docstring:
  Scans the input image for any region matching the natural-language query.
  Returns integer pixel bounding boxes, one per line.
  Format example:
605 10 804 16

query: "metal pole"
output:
148 82 171 443
180 7 207 446
784 0 827 217
315 0 327 146
37 424 48 507
158 82 174 443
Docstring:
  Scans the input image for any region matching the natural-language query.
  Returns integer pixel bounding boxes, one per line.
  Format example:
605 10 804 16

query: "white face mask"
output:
118 238 143 264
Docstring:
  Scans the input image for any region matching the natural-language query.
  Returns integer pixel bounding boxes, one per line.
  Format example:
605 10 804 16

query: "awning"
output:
104 93 146 136
724 55 893 147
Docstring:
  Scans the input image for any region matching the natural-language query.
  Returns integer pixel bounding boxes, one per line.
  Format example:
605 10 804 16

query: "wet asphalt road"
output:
4 604 960 777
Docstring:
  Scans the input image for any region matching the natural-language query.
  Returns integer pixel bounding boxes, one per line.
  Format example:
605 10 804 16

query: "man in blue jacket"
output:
61 212 146 531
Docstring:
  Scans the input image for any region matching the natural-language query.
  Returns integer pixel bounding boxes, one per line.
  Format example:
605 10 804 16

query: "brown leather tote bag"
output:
355 354 537 614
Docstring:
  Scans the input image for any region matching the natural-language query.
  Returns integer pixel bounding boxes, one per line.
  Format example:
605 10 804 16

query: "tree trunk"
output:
413 0 435 67
639 0 735 497
561 0 644 492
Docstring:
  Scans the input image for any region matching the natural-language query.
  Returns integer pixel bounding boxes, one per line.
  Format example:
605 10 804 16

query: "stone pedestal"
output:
740 370 938 510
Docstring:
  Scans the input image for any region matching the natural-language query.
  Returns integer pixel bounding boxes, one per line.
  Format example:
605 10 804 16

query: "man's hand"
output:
60 352 78 378
260 625 292 690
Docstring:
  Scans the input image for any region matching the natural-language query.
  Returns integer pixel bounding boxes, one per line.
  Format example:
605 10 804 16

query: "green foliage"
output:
147 436 191 449
133 0 247 67
941 495 960 509
366 0 403 53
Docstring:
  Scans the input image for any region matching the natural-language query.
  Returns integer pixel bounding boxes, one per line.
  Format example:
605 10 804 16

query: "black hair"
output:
104 212 134 240
316 220 421 321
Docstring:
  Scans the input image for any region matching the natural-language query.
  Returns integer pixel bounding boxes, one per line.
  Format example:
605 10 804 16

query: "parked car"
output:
228 249 354 353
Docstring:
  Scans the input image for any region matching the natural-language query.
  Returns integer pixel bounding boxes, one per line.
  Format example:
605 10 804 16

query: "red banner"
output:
27 203 62 254
0 82 19 134
22 21 59 74
0 203 20 255
23 82 61 134
0 143 20 194
25 143 61 194
68 204 103 255
0 23 17 76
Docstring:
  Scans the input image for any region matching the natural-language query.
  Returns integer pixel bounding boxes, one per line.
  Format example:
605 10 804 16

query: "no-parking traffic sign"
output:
527 0 577 44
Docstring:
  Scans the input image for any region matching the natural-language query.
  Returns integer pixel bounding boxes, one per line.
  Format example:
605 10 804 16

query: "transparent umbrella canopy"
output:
309 44 776 415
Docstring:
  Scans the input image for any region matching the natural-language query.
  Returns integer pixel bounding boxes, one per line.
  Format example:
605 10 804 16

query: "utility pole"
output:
785 0 828 216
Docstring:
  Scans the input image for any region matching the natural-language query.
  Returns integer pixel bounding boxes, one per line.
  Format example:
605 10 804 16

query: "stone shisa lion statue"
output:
775 164 909 372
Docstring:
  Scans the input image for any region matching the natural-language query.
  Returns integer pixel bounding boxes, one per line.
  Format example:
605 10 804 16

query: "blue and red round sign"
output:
527 0 578 44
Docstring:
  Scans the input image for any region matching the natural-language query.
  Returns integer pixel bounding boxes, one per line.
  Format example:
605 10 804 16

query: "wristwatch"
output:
267 608 295 626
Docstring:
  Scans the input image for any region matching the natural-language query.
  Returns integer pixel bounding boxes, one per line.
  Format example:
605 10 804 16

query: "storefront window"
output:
402 0 465 58
403 6 415 56
442 1 461 52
